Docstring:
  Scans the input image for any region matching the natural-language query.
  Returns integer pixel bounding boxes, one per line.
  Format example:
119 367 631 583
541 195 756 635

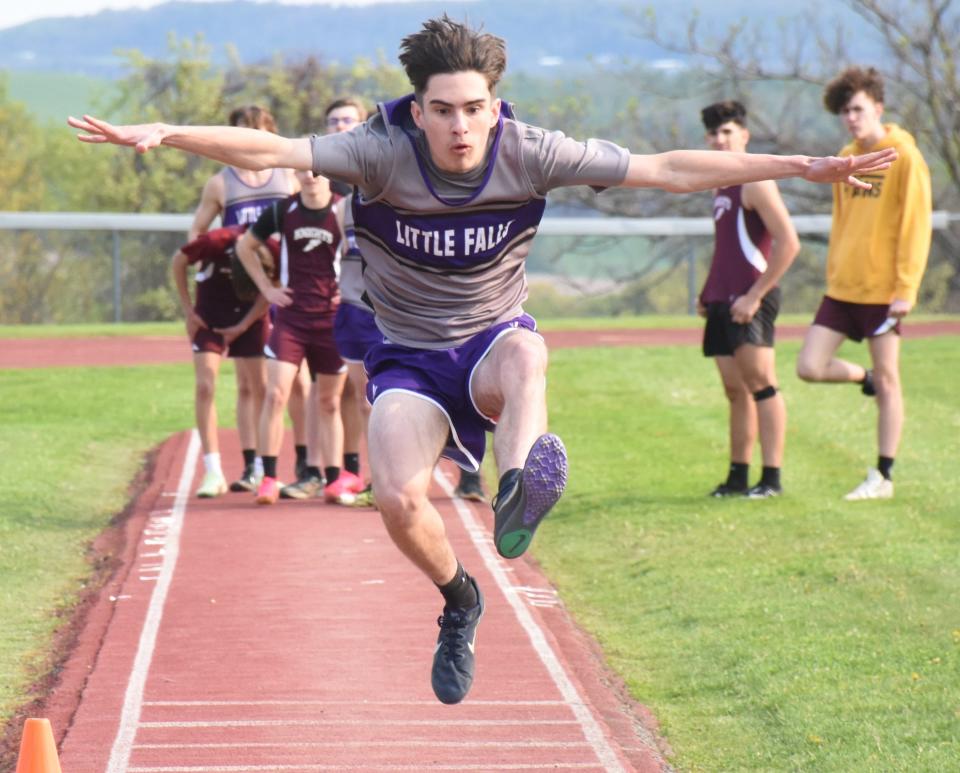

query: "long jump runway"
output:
51 428 669 772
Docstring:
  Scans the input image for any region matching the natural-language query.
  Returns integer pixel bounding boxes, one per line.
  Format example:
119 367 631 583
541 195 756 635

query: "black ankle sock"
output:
878 456 894 480
437 562 479 610
324 466 340 484
498 468 522 497
242 448 256 467
760 466 781 488
262 456 277 478
727 462 749 490
343 453 360 475
307 466 322 479
295 444 307 464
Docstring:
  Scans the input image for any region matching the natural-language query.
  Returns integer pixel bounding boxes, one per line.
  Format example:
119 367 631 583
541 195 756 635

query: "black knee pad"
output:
753 385 778 402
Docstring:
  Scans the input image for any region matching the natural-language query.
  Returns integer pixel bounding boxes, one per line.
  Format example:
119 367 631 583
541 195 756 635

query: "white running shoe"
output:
196 470 228 498
844 468 894 501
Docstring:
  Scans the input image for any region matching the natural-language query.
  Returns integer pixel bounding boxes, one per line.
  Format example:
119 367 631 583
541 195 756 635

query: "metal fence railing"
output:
1 211 957 324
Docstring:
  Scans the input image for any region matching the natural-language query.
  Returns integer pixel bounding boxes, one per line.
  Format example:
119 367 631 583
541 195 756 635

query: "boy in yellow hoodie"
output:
797 66 932 500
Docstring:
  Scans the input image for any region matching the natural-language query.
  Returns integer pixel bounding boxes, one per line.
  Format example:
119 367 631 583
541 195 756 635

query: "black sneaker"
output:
492 433 568 559
861 369 876 397
295 457 308 482
229 465 258 493
280 474 324 499
431 578 483 705
453 470 486 502
746 482 782 499
709 482 748 497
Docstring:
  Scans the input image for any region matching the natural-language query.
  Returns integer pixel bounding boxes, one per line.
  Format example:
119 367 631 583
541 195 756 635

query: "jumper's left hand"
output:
804 147 897 190
68 114 167 154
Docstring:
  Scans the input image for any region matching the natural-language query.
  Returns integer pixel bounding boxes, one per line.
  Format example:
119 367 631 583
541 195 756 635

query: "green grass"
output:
0 322 181 338
537 337 960 771
0 361 229 719
2 323 959 771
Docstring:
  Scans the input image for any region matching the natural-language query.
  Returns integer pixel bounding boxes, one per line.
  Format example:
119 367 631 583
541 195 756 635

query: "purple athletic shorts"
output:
192 316 269 358
334 303 383 363
364 313 539 471
813 295 901 342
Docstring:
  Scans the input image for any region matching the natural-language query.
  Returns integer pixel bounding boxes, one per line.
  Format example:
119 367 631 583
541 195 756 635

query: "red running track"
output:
48 429 669 772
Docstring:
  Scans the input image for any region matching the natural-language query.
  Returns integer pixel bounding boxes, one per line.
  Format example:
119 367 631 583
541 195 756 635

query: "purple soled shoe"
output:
493 433 568 559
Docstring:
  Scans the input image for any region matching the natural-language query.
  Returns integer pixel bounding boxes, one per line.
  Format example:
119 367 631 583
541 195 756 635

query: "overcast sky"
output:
0 0 424 31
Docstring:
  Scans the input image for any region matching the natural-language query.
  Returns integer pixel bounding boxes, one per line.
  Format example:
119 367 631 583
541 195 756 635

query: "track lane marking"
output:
105 430 200 773
433 467 626 773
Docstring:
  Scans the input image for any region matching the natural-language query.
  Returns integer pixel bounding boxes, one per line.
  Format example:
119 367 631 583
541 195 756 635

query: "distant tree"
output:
634 0 960 309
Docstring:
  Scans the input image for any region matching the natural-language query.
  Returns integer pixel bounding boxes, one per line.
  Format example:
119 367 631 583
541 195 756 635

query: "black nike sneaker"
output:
431 578 484 705
709 482 748 497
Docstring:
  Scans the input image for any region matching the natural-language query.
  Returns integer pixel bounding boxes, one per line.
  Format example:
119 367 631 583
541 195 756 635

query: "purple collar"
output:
380 94 513 207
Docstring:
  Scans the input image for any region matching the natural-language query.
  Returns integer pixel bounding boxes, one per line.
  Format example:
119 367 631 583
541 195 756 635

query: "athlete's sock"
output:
242 448 256 468
760 466 781 489
262 456 278 479
878 456 895 480
727 462 749 490
497 468 522 499
295 444 307 466
343 453 360 476
324 466 341 484
307 465 322 480
203 452 223 476
436 561 479 610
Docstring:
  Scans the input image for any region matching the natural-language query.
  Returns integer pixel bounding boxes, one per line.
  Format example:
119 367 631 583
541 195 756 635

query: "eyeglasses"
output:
326 116 359 128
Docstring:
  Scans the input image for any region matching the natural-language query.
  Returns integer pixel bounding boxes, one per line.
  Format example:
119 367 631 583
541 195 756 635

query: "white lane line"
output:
434 467 626 773
134 740 589 750
105 430 201 773
143 699 567 707
129 765 603 772
139 719 579 728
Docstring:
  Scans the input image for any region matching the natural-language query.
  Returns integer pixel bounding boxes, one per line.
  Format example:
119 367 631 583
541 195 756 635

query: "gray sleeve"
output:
310 122 393 195
521 125 630 195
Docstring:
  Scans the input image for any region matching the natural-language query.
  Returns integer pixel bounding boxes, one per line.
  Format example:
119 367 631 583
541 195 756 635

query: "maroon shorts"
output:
266 312 344 377
192 316 269 358
812 296 901 342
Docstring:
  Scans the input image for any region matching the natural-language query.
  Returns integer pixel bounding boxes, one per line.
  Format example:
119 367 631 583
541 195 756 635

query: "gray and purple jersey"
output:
221 167 293 227
309 95 630 348
339 192 367 309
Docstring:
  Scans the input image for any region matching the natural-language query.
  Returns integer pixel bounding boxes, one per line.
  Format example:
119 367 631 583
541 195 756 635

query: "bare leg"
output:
192 352 222 454
797 325 865 383
342 362 372 475
869 333 903 458
471 330 548 473
287 360 310 448
733 344 785 468
259 359 299 457
368 392 457 585
313 371 348 469
714 355 757 464
233 356 266 453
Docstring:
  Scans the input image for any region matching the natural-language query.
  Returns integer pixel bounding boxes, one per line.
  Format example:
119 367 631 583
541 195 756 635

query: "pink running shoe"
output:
255 476 280 505
324 470 365 504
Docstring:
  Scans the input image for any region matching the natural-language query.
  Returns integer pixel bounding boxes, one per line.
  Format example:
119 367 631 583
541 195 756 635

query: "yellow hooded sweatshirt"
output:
827 124 932 305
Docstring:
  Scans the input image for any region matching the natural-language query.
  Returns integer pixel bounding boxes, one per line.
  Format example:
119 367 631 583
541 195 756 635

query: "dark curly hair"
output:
701 100 747 131
398 15 507 97
823 67 884 114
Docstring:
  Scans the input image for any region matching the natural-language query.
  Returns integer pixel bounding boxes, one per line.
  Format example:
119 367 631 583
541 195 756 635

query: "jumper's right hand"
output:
696 300 707 319
68 114 167 154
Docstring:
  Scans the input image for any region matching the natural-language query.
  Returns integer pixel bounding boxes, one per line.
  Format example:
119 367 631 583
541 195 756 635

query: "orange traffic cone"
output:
15 718 62 773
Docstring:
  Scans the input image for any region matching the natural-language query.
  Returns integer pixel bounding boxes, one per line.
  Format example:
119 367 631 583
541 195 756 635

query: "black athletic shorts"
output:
702 287 781 357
